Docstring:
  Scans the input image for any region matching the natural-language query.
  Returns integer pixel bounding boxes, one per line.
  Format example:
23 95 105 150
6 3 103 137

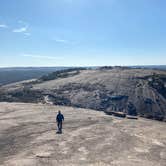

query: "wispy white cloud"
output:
13 21 31 36
22 54 63 60
52 38 77 45
13 26 28 33
24 32 31 36
0 24 8 28
53 38 69 43
18 20 28 25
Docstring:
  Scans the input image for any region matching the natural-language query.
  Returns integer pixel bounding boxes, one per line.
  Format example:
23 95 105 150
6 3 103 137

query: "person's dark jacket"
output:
56 113 64 122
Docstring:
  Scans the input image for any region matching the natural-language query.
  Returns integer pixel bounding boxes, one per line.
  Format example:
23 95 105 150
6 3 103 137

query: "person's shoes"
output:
56 130 62 134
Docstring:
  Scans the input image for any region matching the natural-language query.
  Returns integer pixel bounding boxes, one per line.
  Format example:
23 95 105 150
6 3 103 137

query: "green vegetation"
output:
39 68 86 81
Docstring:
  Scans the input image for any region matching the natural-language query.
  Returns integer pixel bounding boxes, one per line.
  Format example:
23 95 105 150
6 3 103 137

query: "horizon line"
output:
0 65 166 68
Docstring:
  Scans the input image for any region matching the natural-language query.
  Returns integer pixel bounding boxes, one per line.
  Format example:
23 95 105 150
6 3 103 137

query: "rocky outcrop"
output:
0 68 166 121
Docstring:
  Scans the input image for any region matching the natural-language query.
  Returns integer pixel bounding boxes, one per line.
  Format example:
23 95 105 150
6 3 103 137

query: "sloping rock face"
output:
0 102 166 166
0 68 166 121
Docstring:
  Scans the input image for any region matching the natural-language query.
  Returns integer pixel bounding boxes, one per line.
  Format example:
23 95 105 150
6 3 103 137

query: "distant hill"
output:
1 66 165 86
130 65 166 70
0 67 70 86
0 67 166 121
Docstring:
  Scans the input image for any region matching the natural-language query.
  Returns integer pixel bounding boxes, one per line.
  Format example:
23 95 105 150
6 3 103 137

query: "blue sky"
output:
0 0 166 67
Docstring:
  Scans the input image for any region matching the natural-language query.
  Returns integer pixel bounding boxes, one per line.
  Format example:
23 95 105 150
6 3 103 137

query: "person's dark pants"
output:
57 121 63 133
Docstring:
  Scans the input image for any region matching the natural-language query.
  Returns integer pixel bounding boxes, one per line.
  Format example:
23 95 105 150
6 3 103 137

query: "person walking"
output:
56 111 64 133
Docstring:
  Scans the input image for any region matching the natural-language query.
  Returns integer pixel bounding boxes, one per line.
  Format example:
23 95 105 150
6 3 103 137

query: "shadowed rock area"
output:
0 68 166 121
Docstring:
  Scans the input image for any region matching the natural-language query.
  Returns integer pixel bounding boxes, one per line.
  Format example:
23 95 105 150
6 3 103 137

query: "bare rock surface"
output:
0 68 166 121
0 102 166 166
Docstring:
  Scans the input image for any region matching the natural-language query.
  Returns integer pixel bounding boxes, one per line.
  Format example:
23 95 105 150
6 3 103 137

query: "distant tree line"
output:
39 67 87 81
